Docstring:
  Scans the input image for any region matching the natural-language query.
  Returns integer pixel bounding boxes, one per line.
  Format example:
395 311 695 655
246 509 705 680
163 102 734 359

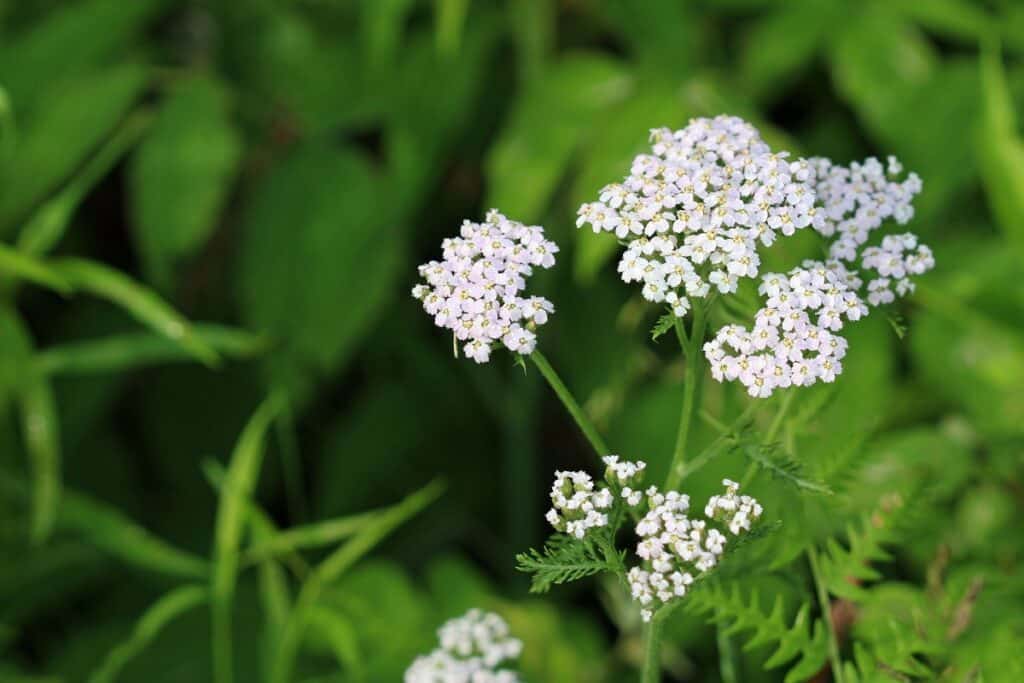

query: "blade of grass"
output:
307 607 363 679
241 509 380 567
268 479 444 683
17 112 151 257
0 243 72 294
88 585 208 683
0 470 209 579
18 372 60 544
52 258 221 367
211 395 285 683
34 325 269 376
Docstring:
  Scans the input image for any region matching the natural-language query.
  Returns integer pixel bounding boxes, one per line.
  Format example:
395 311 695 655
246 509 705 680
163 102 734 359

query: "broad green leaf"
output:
890 0 996 44
0 471 209 579
485 53 631 221
508 0 554 83
52 258 221 368
237 144 401 391
268 480 444 683
594 0 699 71
129 75 242 289
17 112 150 257
739 0 842 102
211 396 284 683
0 64 148 235
34 325 268 377
977 42 1024 253
0 242 71 294
87 585 208 683
0 0 165 110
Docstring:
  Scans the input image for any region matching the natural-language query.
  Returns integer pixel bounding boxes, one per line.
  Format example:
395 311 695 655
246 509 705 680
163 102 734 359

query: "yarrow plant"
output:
405 609 523 683
416 113 936 683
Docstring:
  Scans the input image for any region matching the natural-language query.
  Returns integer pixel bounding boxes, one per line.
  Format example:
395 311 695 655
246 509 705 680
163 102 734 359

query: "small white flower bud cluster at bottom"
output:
545 456 647 539
628 479 761 622
404 609 523 683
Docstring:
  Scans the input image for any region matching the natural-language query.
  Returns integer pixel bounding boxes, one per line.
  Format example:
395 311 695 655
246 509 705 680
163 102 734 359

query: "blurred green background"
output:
1 0 1023 681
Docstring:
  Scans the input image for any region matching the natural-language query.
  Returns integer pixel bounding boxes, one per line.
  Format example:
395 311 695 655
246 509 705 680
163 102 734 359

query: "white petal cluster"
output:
576 116 823 316
412 209 558 363
703 259 867 397
809 156 922 264
545 470 612 539
860 233 935 305
705 478 764 535
405 609 523 683
545 456 648 537
628 479 760 622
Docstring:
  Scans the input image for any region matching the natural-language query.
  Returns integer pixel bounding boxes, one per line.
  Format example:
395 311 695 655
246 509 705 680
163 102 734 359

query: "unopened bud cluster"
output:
545 456 646 538
412 210 558 363
405 609 523 683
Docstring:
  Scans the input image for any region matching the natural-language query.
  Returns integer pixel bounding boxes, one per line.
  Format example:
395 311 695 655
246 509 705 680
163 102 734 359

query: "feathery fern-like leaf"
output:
687 580 829 682
515 534 616 594
743 442 833 495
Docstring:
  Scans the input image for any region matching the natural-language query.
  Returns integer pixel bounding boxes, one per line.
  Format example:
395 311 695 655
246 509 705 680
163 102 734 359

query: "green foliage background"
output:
0 0 1022 681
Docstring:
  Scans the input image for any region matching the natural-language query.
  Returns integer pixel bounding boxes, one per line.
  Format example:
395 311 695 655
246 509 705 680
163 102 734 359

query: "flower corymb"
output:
576 115 824 317
412 209 558 363
404 609 523 683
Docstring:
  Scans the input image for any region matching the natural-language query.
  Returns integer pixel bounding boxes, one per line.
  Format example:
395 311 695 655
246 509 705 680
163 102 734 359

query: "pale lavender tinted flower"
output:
413 210 558 363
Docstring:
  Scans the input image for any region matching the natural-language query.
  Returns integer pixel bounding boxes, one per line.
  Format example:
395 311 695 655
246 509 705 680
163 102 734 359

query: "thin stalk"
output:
641 609 667 683
717 619 740 683
741 390 795 488
665 304 707 490
530 350 609 458
808 546 845 683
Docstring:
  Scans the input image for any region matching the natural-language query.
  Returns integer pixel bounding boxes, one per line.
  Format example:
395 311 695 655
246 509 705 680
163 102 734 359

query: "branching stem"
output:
665 304 708 490
530 350 609 459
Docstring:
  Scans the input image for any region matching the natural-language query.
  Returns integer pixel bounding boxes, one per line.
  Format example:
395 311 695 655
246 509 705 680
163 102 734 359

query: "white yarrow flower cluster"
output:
628 479 761 622
860 233 935 305
705 478 764 535
576 115 823 316
405 609 523 683
545 456 646 538
412 209 558 363
703 259 867 397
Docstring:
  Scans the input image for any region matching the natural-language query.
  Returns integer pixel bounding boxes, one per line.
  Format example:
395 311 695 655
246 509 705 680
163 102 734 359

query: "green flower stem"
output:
641 608 667 683
740 389 795 488
808 545 845 683
665 304 708 490
530 350 609 458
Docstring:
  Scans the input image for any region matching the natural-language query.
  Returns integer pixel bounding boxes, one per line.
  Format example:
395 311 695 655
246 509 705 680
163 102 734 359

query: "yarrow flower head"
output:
545 456 646 538
576 115 823 317
405 609 523 683
703 259 865 397
628 479 761 622
412 209 559 363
